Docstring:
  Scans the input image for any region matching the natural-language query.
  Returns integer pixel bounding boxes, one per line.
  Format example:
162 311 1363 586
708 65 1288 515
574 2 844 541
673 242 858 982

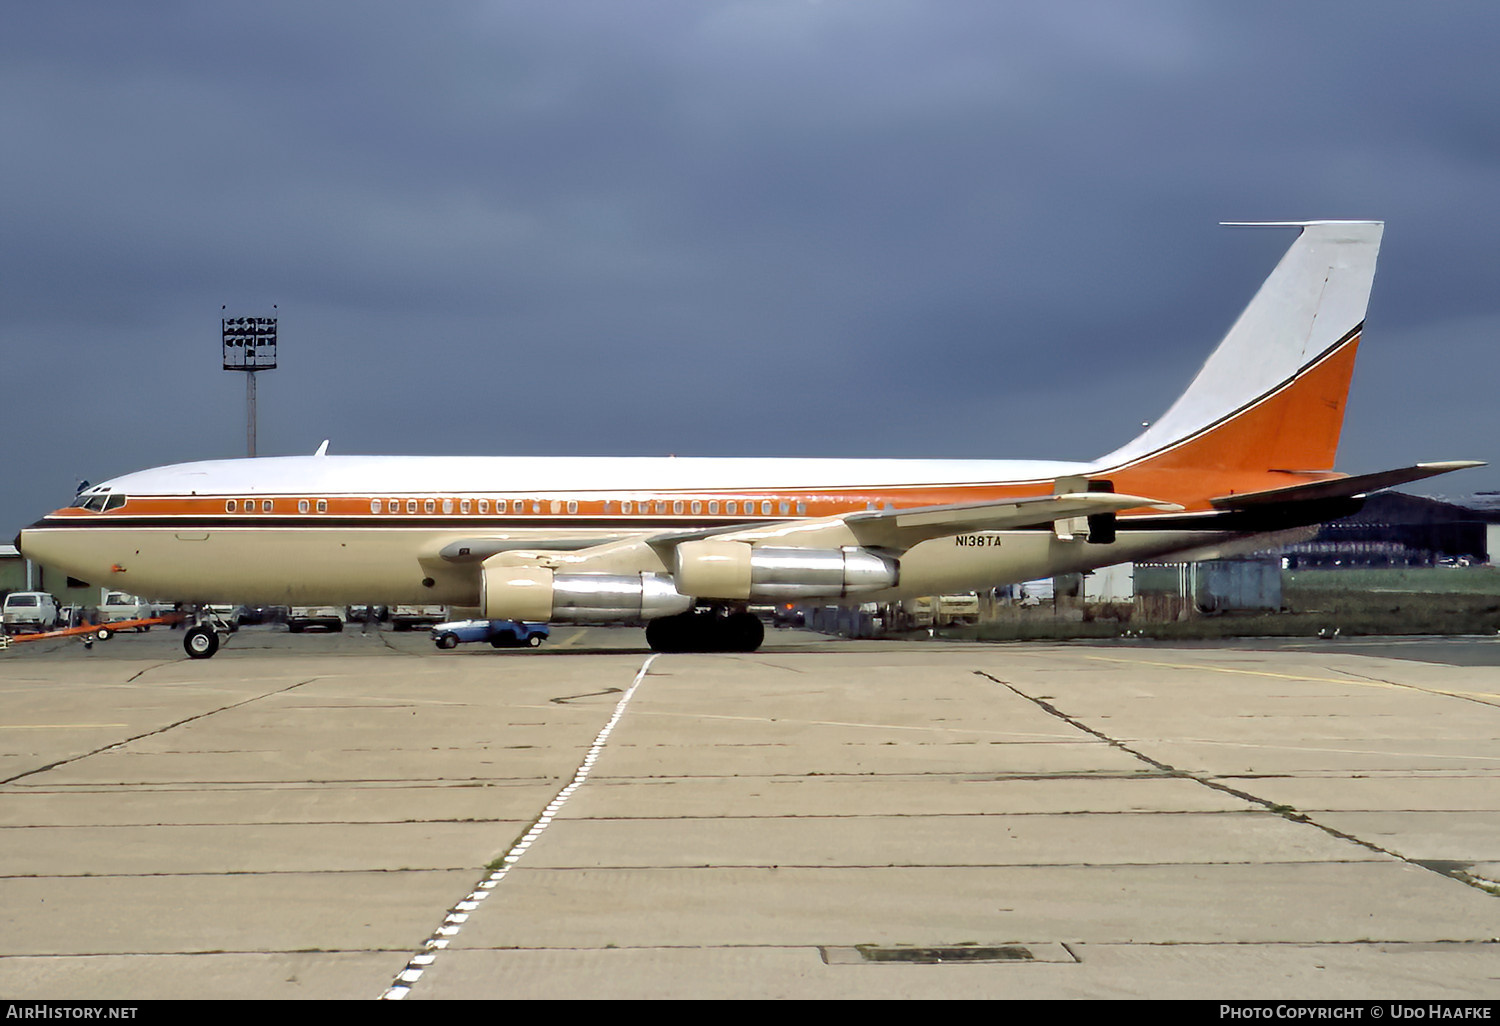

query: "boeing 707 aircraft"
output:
18 221 1482 657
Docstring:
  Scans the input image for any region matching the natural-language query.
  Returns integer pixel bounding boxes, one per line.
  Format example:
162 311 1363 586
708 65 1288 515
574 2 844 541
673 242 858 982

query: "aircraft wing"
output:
433 492 1180 573
1209 461 1486 510
703 491 1180 553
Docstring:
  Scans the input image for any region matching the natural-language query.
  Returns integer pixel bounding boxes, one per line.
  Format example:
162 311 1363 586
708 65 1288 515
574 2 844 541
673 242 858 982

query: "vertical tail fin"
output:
1097 221 1382 483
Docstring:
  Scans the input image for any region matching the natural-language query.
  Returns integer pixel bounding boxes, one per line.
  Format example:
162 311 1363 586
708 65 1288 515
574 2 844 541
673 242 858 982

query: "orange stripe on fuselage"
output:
1107 334 1360 510
41 337 1362 526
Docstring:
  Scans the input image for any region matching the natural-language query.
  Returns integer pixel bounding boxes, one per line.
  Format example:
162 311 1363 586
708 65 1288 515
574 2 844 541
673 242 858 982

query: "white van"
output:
2 592 61 634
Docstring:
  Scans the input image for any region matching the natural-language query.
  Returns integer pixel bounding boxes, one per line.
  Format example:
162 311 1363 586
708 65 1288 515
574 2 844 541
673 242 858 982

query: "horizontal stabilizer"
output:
1209 461 1486 510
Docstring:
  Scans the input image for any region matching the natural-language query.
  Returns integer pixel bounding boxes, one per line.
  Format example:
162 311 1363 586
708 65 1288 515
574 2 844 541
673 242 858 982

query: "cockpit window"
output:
71 489 126 512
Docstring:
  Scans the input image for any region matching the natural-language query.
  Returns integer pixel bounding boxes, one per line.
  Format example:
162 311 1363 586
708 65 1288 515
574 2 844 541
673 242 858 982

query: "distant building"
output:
1278 492 1497 568
0 545 101 609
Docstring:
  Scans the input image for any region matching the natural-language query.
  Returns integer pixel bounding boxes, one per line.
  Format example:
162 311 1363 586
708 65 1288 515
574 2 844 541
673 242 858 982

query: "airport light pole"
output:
222 309 277 457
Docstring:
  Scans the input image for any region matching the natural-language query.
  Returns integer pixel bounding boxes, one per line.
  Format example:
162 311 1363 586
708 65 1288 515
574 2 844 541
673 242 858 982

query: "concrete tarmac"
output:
1 624 1498 1000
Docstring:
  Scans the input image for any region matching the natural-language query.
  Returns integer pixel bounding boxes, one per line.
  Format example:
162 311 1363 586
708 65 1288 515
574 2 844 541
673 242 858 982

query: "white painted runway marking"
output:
379 654 657 1000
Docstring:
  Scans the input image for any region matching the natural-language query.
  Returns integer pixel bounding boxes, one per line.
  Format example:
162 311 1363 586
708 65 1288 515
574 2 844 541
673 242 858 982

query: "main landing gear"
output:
645 609 764 653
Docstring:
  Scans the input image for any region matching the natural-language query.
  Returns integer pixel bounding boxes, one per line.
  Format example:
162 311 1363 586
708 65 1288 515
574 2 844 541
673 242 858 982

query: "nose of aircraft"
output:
16 525 38 560
16 522 61 568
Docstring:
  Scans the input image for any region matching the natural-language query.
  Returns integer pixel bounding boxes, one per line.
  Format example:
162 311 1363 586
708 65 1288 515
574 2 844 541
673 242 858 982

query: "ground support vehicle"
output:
1 612 183 649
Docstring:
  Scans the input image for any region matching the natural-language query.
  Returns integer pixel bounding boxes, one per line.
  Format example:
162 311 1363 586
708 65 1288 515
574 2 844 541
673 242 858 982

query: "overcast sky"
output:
4 1 1498 535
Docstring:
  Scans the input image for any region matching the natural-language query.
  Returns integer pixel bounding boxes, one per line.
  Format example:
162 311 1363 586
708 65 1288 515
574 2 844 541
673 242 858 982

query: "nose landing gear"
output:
183 607 234 659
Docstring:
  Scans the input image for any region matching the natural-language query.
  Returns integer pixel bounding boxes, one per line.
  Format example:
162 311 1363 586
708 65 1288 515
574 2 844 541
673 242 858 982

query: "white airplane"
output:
18 221 1482 658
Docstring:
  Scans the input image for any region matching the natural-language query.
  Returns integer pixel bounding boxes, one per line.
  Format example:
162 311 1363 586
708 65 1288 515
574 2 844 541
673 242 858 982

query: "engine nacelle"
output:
481 563 692 623
673 541 898 601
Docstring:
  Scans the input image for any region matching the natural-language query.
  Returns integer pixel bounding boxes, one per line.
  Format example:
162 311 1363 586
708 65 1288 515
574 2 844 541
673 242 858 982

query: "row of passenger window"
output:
223 497 809 516
226 498 326 513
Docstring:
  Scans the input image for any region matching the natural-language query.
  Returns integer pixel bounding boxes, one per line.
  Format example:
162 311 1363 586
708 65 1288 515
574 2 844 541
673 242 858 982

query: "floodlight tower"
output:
222 307 277 457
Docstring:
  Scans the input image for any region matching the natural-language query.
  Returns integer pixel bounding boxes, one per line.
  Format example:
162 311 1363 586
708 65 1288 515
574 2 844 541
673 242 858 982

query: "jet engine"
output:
673 541 898 601
481 564 692 623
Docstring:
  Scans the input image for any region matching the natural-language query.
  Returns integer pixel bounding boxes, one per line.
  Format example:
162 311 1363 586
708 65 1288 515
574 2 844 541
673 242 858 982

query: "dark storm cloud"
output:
3 1 1498 535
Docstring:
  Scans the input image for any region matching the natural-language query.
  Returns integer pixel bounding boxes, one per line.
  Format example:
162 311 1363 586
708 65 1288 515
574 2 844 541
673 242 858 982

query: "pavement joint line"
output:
976 668 1500 901
379 653 658 1001
1323 666 1500 709
0 677 325 787
1084 654 1500 706
592 706 1083 741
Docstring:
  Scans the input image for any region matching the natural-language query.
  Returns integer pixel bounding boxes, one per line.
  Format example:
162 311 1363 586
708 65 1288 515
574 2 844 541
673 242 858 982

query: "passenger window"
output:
227 500 237 513
761 501 772 515
726 501 737 515
262 499 273 512
460 499 471 514
317 499 327 513
567 501 577 514
406 500 417 514
442 499 453 514
298 499 310 514
370 500 381 514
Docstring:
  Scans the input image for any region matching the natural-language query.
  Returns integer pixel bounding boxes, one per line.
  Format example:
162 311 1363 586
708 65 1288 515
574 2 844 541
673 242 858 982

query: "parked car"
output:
2 592 60 634
431 619 549 650
234 605 283 625
345 604 389 624
288 606 344 632
392 604 448 631
99 592 153 629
